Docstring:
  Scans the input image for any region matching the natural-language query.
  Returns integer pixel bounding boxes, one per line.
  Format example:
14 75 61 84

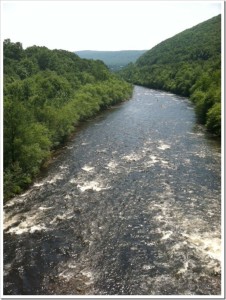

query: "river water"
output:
3 86 221 295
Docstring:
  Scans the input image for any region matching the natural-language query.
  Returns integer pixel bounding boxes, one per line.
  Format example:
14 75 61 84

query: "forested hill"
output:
4 39 132 200
75 50 147 71
119 15 221 136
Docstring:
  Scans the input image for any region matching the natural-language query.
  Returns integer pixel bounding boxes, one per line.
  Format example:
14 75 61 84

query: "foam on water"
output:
33 182 45 187
58 263 94 289
58 270 75 282
20 190 32 197
145 181 221 282
106 160 118 171
81 165 95 172
5 210 47 235
77 181 110 192
182 233 221 262
47 174 64 184
7 222 46 235
4 197 25 209
157 143 171 150
29 225 47 233
161 231 173 240
122 153 142 162
195 151 206 158
142 265 154 270
184 158 191 164
4 263 12 276
38 206 53 211
161 159 169 165
81 270 94 286
154 215 164 222
148 155 159 164
60 165 68 170
97 148 108 154
50 213 73 224
177 261 189 274
4 213 22 231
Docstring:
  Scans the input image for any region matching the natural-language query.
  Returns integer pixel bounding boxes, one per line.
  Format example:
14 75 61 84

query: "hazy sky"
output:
1 1 222 52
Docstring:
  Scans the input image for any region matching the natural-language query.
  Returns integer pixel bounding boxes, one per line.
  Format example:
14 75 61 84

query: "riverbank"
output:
4 86 221 295
4 78 132 201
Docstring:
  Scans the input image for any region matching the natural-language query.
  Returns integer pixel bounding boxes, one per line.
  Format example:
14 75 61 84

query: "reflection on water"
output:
4 86 221 295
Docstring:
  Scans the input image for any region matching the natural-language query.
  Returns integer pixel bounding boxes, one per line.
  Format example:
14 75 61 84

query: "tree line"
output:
4 39 132 200
119 15 221 136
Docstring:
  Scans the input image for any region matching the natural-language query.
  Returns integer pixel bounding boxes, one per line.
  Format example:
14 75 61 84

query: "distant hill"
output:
120 15 221 136
75 50 147 71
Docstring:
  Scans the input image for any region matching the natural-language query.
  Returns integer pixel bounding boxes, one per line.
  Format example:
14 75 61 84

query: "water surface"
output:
4 86 221 295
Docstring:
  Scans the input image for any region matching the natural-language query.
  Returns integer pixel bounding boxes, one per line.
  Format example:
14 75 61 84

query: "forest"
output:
3 39 132 200
119 15 221 136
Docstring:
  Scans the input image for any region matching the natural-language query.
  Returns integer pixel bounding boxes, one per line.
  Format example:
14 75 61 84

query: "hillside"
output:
4 39 132 199
75 50 147 71
120 15 221 136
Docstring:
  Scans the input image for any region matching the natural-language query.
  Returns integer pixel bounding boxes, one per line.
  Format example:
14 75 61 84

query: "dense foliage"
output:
119 15 221 136
76 50 147 71
4 39 132 200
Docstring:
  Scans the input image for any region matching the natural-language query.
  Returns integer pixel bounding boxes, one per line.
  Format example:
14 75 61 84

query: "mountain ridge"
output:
75 50 147 71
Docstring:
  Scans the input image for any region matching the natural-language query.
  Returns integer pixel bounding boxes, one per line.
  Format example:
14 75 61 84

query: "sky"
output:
1 1 223 52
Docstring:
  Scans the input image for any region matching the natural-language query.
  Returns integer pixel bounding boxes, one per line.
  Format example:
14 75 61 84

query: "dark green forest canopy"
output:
3 39 132 200
119 15 221 136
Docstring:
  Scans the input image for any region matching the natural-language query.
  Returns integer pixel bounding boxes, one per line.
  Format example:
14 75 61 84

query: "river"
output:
3 86 221 295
